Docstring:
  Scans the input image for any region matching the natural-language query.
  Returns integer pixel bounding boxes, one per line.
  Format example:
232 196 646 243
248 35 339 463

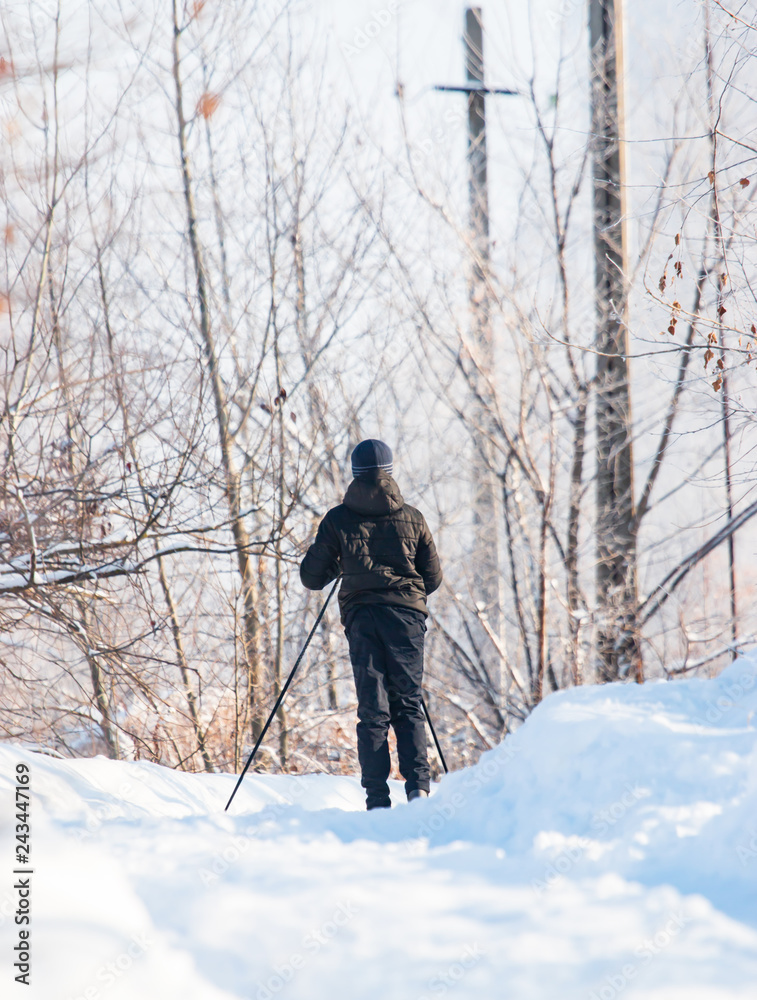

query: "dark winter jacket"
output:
299 471 443 623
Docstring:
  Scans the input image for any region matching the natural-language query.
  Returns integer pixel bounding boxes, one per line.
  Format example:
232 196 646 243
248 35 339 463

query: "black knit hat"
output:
351 439 393 477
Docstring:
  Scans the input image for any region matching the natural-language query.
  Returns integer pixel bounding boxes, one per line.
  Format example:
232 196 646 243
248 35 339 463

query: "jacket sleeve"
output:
415 515 443 597
300 512 342 591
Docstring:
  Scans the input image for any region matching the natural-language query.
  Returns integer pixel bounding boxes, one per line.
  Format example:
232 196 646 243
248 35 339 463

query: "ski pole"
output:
224 576 340 813
421 695 449 775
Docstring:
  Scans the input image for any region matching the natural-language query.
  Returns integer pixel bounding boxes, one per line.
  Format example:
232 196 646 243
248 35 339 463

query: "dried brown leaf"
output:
196 92 221 120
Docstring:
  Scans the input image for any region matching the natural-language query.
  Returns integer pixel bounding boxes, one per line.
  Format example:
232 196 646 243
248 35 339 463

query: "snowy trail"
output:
2 660 757 999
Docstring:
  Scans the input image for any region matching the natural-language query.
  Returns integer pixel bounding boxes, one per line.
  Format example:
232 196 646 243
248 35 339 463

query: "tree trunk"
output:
567 386 588 684
589 0 642 682
171 1 263 737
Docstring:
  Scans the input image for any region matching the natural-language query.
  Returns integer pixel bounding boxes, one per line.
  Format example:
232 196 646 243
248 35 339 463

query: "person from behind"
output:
300 439 443 809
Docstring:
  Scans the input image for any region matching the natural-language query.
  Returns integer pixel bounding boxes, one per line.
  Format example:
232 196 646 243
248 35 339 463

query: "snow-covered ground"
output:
2 658 757 1000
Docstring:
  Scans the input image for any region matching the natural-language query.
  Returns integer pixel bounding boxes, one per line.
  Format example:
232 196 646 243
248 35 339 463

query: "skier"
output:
300 439 443 810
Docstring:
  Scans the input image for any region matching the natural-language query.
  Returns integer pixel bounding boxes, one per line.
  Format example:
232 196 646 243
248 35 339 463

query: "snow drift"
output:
2 658 757 999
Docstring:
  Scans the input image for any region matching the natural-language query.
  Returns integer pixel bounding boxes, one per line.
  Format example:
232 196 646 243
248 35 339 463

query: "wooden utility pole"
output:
589 0 642 682
436 8 518 631
465 6 491 339
464 8 499 628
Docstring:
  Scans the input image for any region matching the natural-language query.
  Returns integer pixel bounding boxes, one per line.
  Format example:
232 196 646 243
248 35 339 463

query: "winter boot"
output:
407 789 429 803
367 801 391 811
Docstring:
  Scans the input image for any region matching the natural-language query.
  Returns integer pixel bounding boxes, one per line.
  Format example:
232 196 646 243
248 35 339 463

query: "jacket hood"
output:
343 471 404 517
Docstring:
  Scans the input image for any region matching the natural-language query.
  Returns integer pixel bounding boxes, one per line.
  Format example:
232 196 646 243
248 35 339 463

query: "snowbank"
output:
2 658 757 999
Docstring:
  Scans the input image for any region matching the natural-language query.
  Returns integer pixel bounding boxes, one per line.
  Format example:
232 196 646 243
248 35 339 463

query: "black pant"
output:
344 604 430 809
